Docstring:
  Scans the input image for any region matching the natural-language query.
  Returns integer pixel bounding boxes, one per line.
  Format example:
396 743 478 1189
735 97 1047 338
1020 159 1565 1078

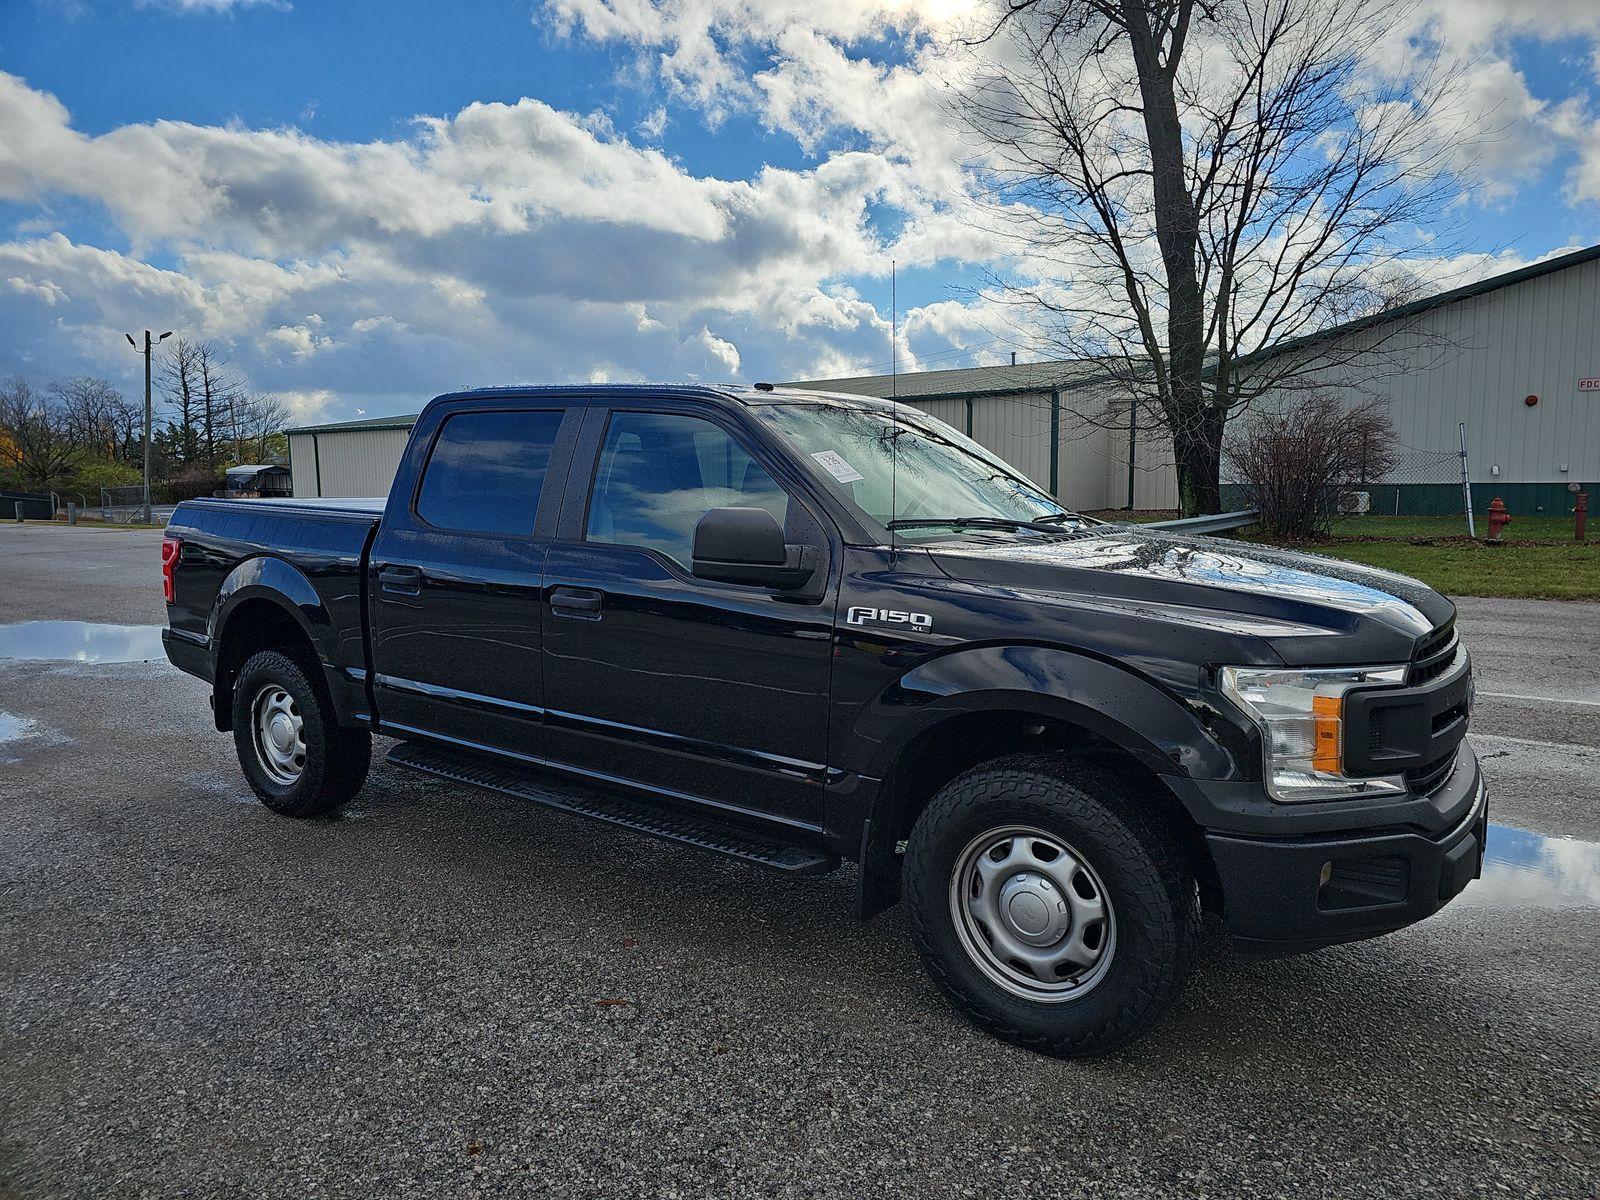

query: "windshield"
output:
752 400 1070 537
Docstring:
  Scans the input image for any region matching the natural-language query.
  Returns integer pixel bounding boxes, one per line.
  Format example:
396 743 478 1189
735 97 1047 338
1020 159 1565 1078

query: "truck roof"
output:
428 383 905 412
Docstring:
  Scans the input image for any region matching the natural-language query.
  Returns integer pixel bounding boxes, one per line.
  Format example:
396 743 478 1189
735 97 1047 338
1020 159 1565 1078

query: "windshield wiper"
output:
887 514 1093 534
1032 510 1102 526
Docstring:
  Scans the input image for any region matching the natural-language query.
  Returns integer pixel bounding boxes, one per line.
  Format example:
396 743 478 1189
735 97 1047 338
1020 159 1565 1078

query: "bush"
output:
1226 396 1395 539
71 460 142 497
159 468 226 504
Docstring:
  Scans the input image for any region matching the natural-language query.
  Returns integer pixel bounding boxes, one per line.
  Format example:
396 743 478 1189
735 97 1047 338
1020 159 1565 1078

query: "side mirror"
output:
692 507 816 589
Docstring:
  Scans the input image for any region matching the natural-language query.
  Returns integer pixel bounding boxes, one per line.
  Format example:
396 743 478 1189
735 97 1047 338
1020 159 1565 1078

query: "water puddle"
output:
0 710 67 764
0 711 37 744
1469 824 1600 908
0 621 166 664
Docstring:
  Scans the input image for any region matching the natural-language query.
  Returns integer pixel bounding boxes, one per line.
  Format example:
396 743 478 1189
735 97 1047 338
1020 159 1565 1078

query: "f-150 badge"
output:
846 606 932 631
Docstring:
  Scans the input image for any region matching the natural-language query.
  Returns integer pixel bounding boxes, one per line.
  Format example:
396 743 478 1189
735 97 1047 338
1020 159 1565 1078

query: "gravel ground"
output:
1 524 1597 1198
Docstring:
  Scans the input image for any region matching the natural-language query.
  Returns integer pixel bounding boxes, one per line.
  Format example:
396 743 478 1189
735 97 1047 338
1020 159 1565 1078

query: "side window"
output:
415 409 564 536
586 411 790 567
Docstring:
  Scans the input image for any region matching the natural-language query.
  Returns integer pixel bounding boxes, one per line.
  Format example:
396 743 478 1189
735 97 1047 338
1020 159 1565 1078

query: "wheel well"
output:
886 709 1218 905
212 598 316 731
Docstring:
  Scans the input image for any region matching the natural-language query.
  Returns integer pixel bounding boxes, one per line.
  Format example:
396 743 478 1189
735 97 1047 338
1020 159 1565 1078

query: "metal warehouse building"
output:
286 413 417 499
1231 243 1600 515
793 361 1178 512
285 244 1597 515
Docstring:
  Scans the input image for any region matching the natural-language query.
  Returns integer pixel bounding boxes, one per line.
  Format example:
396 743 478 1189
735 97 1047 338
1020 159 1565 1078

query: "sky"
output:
1 0 1598 428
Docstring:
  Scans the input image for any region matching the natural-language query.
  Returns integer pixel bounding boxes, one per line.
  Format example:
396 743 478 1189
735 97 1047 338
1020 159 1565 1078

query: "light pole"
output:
125 329 172 524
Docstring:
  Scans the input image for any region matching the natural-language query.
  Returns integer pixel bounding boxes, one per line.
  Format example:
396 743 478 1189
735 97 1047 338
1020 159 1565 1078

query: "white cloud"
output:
0 66 993 417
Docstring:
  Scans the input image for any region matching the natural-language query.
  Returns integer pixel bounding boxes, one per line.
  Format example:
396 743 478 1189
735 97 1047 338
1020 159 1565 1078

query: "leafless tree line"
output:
157 338 290 477
0 339 289 496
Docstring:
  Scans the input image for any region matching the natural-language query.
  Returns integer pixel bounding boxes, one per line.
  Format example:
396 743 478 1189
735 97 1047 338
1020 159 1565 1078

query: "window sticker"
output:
810 450 865 484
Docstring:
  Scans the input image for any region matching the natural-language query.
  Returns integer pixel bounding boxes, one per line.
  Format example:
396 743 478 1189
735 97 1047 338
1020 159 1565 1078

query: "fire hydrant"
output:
1485 496 1512 543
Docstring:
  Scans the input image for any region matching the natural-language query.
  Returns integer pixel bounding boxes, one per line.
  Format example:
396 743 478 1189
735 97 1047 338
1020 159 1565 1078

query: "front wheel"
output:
904 754 1198 1057
231 648 370 817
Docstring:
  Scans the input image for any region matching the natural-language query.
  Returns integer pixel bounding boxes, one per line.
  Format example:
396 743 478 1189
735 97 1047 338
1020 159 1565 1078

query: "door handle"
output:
379 566 423 596
550 586 604 619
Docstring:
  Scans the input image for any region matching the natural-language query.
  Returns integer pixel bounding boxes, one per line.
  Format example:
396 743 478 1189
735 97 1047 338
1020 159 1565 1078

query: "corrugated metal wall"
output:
902 391 1177 511
1249 253 1600 485
287 428 413 498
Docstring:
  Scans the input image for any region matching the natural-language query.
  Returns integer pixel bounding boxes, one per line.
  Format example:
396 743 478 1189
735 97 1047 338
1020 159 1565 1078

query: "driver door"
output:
540 403 836 829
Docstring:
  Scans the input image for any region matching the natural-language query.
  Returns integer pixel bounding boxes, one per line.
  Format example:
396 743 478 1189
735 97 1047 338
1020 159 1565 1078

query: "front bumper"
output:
1204 759 1488 955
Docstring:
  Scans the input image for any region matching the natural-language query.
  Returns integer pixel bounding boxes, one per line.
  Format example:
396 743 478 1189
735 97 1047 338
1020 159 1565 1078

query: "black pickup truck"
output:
163 384 1485 1055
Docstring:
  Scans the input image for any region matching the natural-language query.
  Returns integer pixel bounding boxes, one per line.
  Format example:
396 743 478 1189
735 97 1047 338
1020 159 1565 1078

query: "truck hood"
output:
926 525 1454 666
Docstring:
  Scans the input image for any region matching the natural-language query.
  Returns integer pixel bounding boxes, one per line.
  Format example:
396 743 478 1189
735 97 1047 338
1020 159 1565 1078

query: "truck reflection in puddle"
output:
1471 824 1600 908
0 621 165 663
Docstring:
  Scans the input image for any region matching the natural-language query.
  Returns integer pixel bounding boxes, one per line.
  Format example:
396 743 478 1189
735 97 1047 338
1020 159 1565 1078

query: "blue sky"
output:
1 0 1597 427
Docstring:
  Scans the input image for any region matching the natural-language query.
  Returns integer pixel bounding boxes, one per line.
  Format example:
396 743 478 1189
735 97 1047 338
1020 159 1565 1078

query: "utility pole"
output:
125 329 172 524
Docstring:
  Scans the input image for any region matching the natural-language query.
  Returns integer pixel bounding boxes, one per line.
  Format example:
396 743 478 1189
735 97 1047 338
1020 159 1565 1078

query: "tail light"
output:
161 536 181 603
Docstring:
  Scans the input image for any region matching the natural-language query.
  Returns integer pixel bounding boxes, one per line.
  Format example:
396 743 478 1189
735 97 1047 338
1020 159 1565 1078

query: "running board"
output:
386 740 839 875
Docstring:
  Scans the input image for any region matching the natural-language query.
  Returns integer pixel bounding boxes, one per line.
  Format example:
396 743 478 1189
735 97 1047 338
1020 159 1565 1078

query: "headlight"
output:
1220 665 1408 802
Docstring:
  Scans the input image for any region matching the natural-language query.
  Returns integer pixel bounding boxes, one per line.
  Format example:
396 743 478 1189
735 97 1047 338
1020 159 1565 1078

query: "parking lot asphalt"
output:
2 524 1597 1198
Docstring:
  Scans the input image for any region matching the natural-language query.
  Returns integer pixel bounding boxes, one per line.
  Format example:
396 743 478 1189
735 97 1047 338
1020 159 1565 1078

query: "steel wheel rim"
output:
948 824 1116 1002
251 684 306 786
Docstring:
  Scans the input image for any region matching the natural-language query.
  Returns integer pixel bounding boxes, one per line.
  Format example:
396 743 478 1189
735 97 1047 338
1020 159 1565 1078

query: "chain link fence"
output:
1355 448 1465 516
100 486 152 524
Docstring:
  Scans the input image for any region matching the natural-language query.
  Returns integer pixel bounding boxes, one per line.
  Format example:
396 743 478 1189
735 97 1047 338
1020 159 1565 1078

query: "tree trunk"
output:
1123 0 1212 514
1173 405 1225 516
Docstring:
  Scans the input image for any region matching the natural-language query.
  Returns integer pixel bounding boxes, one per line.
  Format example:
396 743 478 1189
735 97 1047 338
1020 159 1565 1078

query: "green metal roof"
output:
791 359 1116 400
287 412 419 435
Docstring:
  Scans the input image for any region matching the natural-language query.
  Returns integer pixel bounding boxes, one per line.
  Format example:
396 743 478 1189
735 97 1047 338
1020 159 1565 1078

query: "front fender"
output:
856 644 1239 783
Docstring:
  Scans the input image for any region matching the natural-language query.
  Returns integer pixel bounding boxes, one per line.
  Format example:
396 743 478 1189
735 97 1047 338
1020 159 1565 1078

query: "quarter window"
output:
586 411 790 567
415 410 564 536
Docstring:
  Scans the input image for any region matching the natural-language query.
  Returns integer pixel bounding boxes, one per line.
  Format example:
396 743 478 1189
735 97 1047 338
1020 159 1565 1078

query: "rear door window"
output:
415 409 564 536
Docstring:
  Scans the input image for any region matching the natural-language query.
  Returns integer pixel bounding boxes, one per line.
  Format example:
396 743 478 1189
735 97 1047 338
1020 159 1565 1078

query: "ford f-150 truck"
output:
163 384 1486 1056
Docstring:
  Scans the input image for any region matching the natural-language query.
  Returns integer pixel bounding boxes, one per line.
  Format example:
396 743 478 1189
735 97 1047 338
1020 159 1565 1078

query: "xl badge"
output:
847 606 932 631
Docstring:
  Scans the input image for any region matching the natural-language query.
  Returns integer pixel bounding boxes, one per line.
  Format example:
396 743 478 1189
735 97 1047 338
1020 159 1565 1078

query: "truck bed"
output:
164 496 383 725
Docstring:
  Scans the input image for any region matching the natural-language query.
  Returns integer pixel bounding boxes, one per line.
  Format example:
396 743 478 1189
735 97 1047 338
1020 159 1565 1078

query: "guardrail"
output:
1144 509 1259 535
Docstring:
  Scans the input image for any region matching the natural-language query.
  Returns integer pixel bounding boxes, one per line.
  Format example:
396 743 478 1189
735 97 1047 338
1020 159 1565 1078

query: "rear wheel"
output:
904 754 1197 1057
231 649 370 816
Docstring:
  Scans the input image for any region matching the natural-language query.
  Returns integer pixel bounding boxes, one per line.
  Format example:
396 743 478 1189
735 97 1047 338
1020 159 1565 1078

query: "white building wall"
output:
1249 253 1600 484
288 428 413 498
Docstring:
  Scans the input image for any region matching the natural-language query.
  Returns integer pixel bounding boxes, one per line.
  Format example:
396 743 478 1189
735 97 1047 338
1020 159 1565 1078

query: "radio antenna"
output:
890 259 898 553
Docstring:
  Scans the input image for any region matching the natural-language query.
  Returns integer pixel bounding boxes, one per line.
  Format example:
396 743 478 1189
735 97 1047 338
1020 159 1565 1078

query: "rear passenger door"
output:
539 402 836 830
369 404 579 757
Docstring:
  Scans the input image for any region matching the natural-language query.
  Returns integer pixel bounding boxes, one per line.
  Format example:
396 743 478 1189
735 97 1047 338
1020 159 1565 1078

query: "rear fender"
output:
209 556 360 727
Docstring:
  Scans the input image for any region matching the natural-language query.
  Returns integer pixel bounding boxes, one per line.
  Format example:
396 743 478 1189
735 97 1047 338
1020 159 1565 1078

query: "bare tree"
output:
0 377 79 492
159 338 247 470
1226 393 1396 537
159 338 205 466
52 377 138 463
229 391 292 464
954 0 1470 513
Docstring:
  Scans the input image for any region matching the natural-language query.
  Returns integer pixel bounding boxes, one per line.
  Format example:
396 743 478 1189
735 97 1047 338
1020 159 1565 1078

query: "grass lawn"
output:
1244 515 1600 600
1328 514 1578 540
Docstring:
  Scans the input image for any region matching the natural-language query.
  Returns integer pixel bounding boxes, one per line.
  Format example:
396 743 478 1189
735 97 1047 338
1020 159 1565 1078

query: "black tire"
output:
904 753 1198 1058
231 648 370 817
